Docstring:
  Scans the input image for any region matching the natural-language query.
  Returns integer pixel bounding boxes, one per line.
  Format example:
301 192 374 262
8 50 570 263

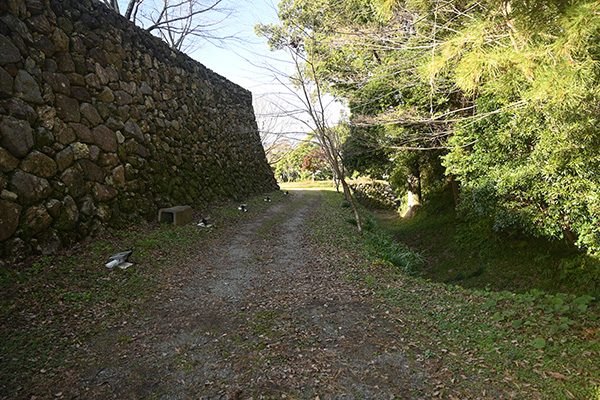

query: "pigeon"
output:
106 249 133 269
238 204 247 212
264 196 271 202
198 217 212 227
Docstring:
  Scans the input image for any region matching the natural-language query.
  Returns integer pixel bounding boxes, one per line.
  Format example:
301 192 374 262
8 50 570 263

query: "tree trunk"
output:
341 177 363 234
403 173 422 219
450 174 460 207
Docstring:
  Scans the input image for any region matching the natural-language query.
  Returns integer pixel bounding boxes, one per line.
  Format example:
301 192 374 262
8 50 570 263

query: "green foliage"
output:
263 0 600 257
444 95 600 252
435 1 600 253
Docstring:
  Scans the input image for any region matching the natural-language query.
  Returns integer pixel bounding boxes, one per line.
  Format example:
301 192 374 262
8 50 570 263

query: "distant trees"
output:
102 0 233 52
302 150 328 182
274 139 331 182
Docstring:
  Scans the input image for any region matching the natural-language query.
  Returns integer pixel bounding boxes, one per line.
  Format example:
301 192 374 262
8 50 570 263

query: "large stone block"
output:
14 70 43 104
55 94 81 122
92 125 117 152
19 150 57 178
0 116 34 157
0 199 21 241
10 171 51 204
0 147 19 172
0 34 21 65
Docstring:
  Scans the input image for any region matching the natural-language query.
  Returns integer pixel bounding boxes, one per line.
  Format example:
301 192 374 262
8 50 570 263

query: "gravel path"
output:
55 190 430 399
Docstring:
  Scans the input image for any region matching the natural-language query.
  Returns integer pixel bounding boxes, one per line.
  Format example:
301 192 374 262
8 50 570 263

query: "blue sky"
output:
189 0 282 92
187 0 346 139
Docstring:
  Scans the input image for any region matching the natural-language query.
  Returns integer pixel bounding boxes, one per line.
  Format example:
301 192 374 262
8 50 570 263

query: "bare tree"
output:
101 0 234 52
253 34 364 233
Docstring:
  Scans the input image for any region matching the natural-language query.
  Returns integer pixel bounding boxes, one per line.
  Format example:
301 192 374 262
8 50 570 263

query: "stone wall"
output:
0 0 278 261
350 181 399 210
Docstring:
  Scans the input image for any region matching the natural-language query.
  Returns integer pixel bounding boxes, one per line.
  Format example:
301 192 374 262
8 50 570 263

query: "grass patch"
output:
378 188 600 298
0 190 282 396
306 188 600 399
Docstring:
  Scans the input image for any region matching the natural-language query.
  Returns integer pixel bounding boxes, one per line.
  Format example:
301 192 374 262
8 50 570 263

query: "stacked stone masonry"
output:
0 0 278 261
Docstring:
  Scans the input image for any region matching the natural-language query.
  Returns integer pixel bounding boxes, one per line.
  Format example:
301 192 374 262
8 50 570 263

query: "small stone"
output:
105 117 124 131
140 82 152 95
55 194 78 230
46 198 62 217
84 73 102 90
116 131 125 144
66 73 85 86
25 0 45 14
89 145 100 161
123 119 144 142
39 230 62 255
42 71 70 95
14 70 43 104
1 189 18 201
26 15 52 34
34 127 54 148
71 87 91 102
79 195 96 216
99 152 119 167
52 120 76 145
33 36 55 57
0 116 34 157
95 63 109 85
112 165 125 187
105 66 119 82
88 47 107 67
70 142 89 160
38 105 56 130
2 98 37 124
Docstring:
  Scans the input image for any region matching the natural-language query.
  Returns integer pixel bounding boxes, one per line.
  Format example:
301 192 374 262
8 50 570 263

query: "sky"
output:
189 0 281 91
187 0 347 141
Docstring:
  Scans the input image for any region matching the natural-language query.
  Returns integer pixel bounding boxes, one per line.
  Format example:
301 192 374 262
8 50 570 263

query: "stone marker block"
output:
158 205 193 226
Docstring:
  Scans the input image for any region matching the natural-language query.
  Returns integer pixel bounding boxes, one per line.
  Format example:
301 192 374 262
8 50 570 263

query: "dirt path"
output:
55 190 431 399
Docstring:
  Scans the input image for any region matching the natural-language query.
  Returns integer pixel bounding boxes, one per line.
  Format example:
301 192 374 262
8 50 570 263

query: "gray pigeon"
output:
198 217 212 227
